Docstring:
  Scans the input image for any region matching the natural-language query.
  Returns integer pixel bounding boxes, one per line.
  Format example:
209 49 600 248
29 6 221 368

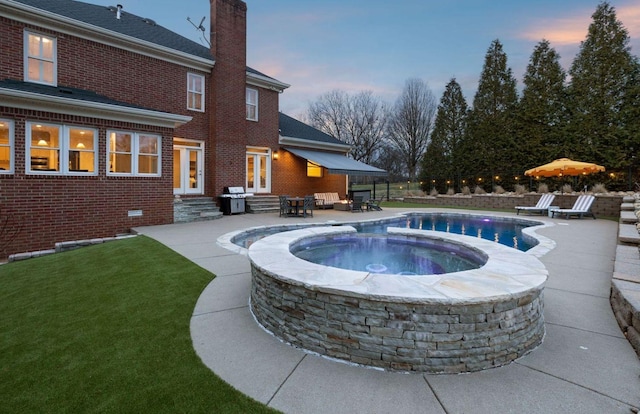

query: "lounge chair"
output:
551 195 596 219
351 196 364 212
366 196 384 211
515 193 556 215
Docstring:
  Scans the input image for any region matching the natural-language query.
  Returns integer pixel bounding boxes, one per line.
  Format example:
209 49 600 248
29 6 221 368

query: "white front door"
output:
173 139 204 195
246 147 271 193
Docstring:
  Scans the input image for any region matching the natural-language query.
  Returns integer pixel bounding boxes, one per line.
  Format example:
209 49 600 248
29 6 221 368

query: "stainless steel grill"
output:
219 186 250 215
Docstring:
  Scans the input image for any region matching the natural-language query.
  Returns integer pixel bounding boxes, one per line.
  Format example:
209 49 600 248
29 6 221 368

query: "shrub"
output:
514 184 527 195
474 185 486 195
446 188 455 196
429 188 438 196
562 184 573 193
493 185 506 194
592 183 607 194
537 183 549 193
461 186 471 195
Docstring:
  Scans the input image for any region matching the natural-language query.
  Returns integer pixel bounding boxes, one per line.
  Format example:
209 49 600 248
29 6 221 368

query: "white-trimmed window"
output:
24 31 57 86
246 87 258 121
26 122 97 175
0 119 14 173
108 131 161 176
187 73 205 111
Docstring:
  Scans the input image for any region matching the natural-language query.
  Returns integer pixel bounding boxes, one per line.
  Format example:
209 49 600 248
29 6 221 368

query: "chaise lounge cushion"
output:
314 192 342 209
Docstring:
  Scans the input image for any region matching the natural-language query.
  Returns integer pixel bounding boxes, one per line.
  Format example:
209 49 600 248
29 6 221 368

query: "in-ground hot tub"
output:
248 226 547 373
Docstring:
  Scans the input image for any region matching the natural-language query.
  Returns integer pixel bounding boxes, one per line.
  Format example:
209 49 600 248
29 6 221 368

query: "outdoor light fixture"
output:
272 150 279 160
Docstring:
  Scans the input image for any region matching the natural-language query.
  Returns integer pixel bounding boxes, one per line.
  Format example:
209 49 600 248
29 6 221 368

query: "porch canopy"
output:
284 147 387 176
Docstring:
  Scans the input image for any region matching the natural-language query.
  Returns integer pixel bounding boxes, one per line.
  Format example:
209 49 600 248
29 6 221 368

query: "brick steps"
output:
174 197 223 223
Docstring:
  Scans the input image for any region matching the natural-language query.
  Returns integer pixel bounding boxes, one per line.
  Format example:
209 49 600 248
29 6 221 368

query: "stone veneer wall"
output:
251 269 544 373
404 194 623 218
609 195 640 356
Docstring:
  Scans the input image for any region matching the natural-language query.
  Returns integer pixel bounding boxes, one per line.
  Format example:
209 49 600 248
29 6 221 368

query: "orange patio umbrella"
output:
524 158 605 178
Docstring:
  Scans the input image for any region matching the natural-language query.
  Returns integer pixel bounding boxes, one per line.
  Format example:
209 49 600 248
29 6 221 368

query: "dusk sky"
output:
82 0 640 118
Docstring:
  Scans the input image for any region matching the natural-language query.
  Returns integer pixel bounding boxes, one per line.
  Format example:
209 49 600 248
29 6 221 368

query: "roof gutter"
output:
247 71 290 93
0 88 192 128
279 135 351 153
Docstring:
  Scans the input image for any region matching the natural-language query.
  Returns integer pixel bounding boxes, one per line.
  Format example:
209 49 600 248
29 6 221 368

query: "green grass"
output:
0 236 279 414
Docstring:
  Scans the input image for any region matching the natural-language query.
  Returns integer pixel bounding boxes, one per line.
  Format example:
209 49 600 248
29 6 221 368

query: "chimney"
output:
209 0 248 197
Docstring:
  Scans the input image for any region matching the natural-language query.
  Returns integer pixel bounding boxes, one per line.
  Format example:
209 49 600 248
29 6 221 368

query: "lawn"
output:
0 236 279 414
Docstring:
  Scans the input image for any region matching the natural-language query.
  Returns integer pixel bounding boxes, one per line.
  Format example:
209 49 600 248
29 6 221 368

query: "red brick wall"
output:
210 0 248 196
0 12 216 257
271 150 347 198
0 109 173 258
0 16 211 142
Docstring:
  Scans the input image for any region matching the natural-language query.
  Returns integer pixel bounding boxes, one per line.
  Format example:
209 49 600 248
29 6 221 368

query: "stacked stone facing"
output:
251 270 544 373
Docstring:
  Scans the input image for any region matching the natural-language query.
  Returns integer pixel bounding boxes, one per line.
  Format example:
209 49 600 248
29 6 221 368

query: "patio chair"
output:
515 193 556 215
303 195 314 218
366 196 384 211
550 194 596 219
279 195 292 217
351 196 364 213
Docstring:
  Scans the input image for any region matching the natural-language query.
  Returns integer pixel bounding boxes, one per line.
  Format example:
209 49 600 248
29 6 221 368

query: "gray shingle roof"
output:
0 78 151 110
13 0 214 60
279 112 347 146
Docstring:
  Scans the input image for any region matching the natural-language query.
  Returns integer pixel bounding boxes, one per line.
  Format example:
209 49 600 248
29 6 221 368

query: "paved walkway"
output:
134 208 640 414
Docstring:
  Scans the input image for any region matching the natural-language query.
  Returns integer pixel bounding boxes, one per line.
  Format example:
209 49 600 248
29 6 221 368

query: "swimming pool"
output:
232 212 540 251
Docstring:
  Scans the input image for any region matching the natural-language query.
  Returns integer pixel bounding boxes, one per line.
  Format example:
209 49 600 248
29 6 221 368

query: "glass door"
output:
173 139 203 195
246 147 271 193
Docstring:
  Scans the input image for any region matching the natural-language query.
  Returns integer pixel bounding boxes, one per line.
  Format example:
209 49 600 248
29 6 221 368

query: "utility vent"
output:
143 18 156 26
58 87 73 94
128 210 143 217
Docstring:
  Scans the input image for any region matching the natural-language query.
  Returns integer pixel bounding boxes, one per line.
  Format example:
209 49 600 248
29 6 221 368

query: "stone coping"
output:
248 226 548 304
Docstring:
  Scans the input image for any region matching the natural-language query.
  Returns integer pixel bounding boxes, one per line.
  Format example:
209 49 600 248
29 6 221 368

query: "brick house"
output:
0 0 384 258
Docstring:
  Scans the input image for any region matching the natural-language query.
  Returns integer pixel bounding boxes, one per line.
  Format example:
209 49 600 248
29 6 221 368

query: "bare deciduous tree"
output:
387 78 437 181
306 90 387 164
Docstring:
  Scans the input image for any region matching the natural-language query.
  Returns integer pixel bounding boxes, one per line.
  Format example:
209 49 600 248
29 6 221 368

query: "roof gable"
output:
279 112 348 150
11 0 214 60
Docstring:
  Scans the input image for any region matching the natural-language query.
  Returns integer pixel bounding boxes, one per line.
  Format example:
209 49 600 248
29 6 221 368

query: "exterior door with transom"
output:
246 147 271 194
173 139 203 195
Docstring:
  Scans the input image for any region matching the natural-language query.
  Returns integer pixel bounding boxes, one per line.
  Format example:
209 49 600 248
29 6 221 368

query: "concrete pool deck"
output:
134 208 640 414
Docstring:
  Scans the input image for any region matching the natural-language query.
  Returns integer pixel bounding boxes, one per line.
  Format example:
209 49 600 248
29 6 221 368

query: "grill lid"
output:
224 186 245 194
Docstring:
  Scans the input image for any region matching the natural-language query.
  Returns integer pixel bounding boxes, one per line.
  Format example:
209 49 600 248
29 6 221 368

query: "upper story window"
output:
26 122 97 175
0 119 14 173
108 131 161 176
24 31 57 86
187 73 205 112
246 87 258 121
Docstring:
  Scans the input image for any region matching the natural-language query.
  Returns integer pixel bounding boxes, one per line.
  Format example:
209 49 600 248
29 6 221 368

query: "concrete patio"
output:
134 207 640 414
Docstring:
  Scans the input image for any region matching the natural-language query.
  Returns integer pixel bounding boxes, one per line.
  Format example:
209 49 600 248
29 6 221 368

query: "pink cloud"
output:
520 3 640 46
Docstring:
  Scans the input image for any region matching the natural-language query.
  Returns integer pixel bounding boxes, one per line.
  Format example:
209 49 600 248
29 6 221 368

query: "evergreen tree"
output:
518 39 568 169
466 39 518 190
421 78 468 192
568 1 640 170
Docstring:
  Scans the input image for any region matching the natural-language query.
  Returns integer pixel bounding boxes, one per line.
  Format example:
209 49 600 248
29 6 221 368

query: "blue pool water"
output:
233 213 538 251
291 234 485 275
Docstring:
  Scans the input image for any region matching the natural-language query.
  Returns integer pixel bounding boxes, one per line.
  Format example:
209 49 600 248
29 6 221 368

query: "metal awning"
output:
284 147 387 176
